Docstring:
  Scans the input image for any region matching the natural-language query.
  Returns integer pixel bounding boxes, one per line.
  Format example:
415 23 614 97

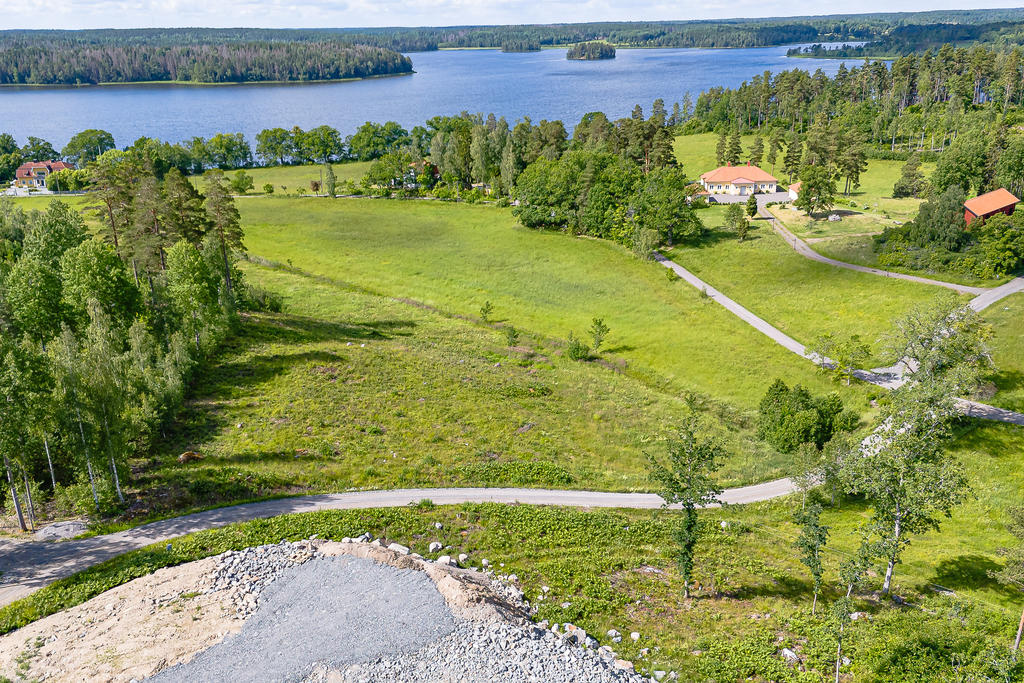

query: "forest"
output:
566 42 616 60
5 7 1024 69
0 41 412 85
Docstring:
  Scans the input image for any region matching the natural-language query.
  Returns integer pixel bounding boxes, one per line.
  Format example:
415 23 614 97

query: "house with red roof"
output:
14 161 74 189
699 162 777 196
963 188 1019 226
788 181 802 201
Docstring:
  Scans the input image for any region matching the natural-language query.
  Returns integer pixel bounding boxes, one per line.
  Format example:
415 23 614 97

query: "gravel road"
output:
151 555 458 682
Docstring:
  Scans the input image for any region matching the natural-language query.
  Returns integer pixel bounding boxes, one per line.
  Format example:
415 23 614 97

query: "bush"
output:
756 379 856 452
53 479 119 518
566 333 590 361
262 183 274 194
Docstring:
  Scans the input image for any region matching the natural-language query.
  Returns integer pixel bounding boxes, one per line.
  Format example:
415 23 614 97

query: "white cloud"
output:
1 0 1022 29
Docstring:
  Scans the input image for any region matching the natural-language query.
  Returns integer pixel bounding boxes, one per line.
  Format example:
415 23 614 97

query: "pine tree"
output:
162 168 208 245
203 172 244 297
766 129 783 173
725 129 742 166
749 136 764 166
783 133 803 182
715 131 727 166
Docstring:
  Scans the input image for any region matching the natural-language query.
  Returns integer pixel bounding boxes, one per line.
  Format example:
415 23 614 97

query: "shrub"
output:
756 379 857 452
566 333 590 361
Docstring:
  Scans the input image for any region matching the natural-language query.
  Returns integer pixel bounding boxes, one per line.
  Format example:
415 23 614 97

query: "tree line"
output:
0 41 412 85
354 102 702 255
0 150 270 529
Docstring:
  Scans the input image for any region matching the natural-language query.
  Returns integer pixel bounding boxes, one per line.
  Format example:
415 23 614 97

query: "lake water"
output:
0 46 862 148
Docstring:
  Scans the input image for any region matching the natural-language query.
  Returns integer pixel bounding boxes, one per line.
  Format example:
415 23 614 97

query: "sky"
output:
2 1 1024 31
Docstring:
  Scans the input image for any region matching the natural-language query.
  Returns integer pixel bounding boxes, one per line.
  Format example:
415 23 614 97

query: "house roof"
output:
789 181 802 194
964 188 1019 217
15 161 73 179
700 163 777 184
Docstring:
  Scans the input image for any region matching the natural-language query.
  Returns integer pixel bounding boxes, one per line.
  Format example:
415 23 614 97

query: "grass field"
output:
128 261 805 519
235 197 865 413
984 292 1024 411
668 206 957 366
5 421 1021 680
199 161 371 195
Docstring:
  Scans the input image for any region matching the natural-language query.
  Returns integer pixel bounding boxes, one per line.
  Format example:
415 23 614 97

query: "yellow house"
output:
699 163 777 196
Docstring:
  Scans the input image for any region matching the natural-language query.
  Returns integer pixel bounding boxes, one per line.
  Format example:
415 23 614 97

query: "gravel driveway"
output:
152 555 457 682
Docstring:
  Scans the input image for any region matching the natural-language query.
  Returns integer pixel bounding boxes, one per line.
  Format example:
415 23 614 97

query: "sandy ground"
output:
0 557 240 683
0 541 526 682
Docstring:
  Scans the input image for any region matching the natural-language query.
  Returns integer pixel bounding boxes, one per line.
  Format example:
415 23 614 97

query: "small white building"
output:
788 181 802 201
699 162 777 196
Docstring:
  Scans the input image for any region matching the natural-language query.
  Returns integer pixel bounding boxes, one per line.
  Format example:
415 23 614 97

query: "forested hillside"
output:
0 41 412 85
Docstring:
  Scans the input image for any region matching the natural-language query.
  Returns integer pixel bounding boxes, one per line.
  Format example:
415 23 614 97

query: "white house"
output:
788 181 802 201
699 162 777 196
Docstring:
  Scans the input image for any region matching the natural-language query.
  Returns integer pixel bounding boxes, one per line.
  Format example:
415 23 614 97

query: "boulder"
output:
781 648 799 663
630 631 641 642
386 543 410 555
428 542 443 553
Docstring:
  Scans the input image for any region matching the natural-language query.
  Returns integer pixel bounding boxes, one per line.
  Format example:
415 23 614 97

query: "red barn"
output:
963 188 1019 226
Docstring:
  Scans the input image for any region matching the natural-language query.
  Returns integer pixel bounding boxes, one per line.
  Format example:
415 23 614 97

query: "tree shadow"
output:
156 312 418 460
602 344 636 354
730 573 810 601
928 554 1017 598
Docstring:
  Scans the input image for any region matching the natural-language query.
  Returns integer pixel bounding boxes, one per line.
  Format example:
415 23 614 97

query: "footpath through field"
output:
652 236 1024 423
755 199 1024 301
0 480 796 609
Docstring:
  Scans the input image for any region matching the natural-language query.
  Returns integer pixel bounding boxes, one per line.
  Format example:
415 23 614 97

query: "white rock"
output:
428 542 443 553
433 522 443 530
781 648 799 662
436 555 454 566
654 671 667 681
481 559 490 568
630 631 641 642
458 553 469 564
387 542 410 555
542 585 550 593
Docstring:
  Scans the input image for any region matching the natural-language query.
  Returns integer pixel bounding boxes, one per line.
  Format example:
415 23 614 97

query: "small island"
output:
566 41 616 60
500 39 541 53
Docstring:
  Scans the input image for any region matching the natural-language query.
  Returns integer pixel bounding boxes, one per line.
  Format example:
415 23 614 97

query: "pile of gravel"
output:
315 620 644 683
201 539 318 617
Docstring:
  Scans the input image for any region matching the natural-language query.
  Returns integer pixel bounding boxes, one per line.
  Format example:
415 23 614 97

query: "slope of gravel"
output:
316 620 641 683
151 554 457 683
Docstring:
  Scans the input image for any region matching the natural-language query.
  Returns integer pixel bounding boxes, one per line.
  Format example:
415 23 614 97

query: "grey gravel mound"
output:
312 620 644 683
151 554 457 682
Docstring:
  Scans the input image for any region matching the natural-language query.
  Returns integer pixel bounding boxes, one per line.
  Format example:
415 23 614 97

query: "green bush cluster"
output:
756 379 858 453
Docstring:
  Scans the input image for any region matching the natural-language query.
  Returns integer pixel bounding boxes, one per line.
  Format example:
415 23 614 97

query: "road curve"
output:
652 250 1024 425
0 479 796 609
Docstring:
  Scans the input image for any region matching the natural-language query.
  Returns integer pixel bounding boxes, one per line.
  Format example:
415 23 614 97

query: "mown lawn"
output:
5 421 1021 681
668 207 957 367
236 197 861 412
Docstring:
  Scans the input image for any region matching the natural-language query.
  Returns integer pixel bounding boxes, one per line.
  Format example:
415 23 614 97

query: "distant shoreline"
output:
0 70 414 90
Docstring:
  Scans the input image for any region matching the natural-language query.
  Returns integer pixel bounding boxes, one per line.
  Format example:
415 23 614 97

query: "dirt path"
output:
0 480 797 609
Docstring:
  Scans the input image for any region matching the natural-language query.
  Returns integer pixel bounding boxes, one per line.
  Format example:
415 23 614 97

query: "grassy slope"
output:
5 423 1021 680
984 292 1024 411
131 262 800 519
236 197 857 412
669 206 955 366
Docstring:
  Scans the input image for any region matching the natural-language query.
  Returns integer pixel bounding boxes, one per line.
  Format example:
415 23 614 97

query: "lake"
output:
0 46 862 148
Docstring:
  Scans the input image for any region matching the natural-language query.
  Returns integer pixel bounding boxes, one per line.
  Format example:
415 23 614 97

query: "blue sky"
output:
2 1 1022 30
